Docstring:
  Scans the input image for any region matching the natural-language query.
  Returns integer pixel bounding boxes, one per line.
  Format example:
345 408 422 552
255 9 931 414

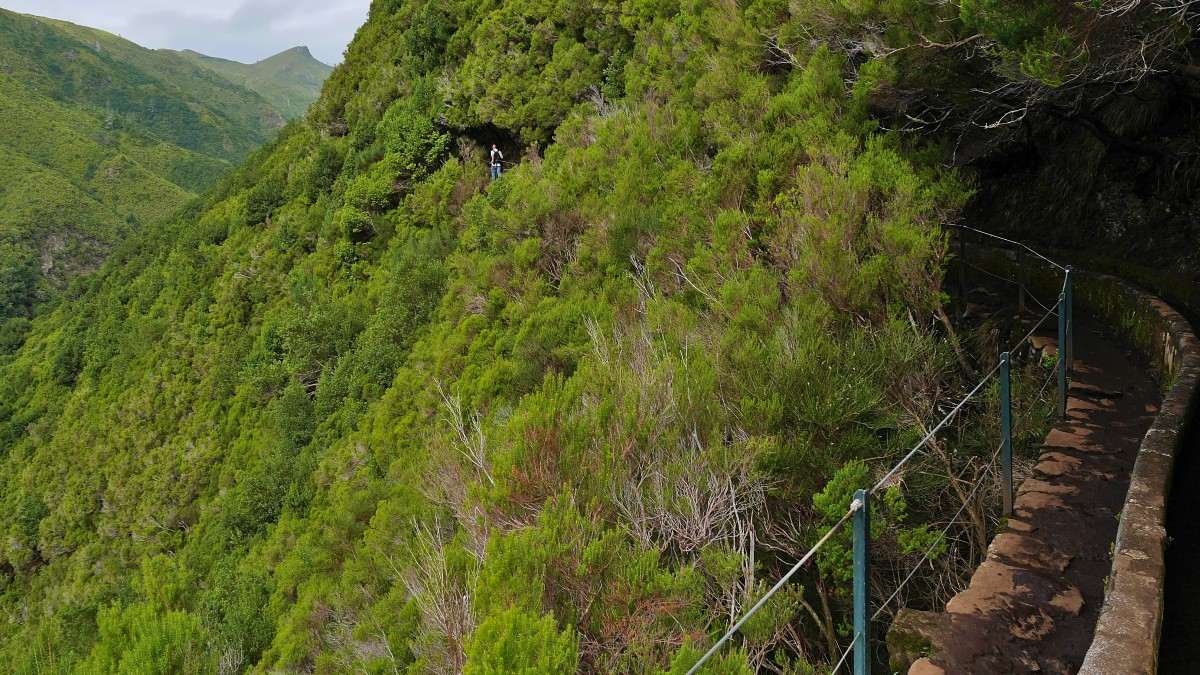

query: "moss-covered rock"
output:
886 608 947 672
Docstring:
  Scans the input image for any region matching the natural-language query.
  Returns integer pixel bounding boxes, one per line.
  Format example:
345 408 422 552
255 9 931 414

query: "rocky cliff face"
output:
964 69 1200 281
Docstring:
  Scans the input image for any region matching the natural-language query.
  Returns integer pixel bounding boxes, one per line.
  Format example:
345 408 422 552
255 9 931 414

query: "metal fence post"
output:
1064 267 1074 374
958 228 968 317
1000 352 1014 515
1058 289 1068 418
853 489 870 675
1016 248 1026 314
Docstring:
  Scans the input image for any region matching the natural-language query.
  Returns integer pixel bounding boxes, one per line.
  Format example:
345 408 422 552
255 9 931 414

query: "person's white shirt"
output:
490 147 503 164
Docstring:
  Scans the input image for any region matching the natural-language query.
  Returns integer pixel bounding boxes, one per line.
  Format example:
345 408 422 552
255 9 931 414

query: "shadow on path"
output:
902 318 1160 674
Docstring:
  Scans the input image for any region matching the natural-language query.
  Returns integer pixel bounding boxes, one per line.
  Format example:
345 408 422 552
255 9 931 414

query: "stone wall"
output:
1074 277 1198 674
967 245 1199 674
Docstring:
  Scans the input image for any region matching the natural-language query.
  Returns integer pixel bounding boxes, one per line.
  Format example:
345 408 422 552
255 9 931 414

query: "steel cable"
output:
950 224 1068 272
871 440 1004 621
685 503 860 674
685 229 1070 672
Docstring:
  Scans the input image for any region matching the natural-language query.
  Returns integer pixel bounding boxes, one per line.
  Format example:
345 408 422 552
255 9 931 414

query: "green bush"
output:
464 608 578 675
344 170 395 212
377 104 450 181
303 143 345 202
336 206 375 242
76 604 212 675
50 327 86 386
245 173 287 225
0 317 31 353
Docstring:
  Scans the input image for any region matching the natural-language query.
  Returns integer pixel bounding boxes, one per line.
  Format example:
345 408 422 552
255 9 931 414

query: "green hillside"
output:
0 9 287 329
0 0 1191 673
6 12 285 161
174 47 334 121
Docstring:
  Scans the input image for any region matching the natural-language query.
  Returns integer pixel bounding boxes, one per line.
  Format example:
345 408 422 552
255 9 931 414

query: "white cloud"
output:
1 0 370 64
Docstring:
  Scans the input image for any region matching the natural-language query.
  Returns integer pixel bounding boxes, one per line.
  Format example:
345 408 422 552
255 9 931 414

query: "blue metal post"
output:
853 489 870 675
1000 352 1013 515
1016 249 1026 314
1064 267 1074 374
1058 289 1068 418
958 230 967 317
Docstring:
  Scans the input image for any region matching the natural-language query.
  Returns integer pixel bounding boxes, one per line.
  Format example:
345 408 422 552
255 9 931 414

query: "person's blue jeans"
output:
491 163 502 180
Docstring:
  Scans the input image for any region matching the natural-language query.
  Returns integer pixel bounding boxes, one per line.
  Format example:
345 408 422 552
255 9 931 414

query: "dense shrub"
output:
464 608 579 674
0 0 1082 672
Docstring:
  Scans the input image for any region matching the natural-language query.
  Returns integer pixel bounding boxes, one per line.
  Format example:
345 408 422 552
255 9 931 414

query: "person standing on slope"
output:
490 144 504 180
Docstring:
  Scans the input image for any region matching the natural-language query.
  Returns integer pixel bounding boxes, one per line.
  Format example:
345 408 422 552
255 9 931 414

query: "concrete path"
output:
901 319 1161 674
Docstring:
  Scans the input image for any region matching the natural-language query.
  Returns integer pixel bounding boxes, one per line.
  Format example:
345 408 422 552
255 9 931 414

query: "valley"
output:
0 8 331 337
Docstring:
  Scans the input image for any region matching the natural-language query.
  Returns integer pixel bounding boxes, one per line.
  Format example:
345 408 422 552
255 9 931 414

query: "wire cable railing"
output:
961 257 1059 318
685 226 1073 675
871 439 1005 623
686 507 859 670
871 361 1002 495
953 223 1068 273
829 633 857 674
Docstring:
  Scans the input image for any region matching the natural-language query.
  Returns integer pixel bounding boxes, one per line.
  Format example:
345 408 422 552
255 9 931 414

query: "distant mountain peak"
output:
264 45 330 68
175 46 326 67
174 46 333 120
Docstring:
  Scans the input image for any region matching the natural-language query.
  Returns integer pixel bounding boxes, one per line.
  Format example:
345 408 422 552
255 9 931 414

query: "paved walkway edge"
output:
1074 273 1200 675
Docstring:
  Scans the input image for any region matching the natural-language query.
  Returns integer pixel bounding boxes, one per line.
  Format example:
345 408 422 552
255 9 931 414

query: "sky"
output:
1 0 371 64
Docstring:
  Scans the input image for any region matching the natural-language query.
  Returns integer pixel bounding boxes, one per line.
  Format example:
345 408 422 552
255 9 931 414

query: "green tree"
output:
76 604 211 675
463 608 578 675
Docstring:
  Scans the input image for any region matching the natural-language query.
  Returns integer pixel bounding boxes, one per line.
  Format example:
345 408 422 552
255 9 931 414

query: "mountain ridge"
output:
170 45 333 121
177 45 324 65
0 9 291 330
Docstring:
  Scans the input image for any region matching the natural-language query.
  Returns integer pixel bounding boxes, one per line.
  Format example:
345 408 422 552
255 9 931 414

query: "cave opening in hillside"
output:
458 122 525 172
